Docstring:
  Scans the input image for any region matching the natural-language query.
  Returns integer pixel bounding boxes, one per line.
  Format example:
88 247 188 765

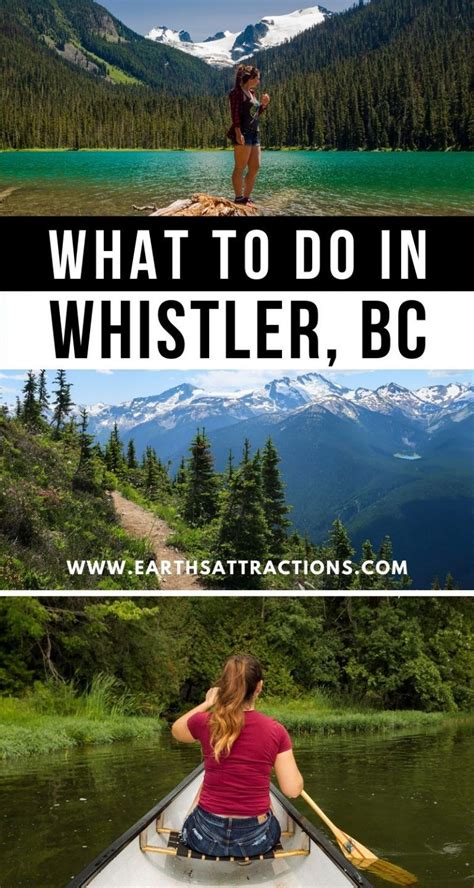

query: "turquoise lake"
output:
0 150 472 215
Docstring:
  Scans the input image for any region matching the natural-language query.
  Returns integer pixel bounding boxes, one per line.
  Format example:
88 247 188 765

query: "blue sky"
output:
1 370 472 408
105 1 356 41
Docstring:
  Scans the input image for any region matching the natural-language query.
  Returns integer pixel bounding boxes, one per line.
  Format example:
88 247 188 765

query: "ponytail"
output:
209 655 263 762
234 65 260 90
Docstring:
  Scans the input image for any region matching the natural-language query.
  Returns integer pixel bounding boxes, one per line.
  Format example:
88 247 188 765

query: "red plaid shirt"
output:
227 87 266 141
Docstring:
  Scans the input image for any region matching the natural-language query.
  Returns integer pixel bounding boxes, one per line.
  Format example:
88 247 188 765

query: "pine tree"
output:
52 370 73 436
227 450 234 484
374 535 396 590
184 429 219 526
218 445 269 588
37 370 49 419
378 535 393 563
22 371 41 429
361 539 377 590
143 447 170 499
327 519 355 590
126 439 138 469
173 457 188 501
105 423 124 475
77 408 94 470
261 438 290 560
72 407 97 493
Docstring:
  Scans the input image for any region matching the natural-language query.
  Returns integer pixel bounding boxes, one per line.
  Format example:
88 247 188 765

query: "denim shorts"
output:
181 805 281 858
238 130 260 147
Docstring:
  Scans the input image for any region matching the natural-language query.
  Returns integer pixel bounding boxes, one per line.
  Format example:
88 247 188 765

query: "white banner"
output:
0 290 471 369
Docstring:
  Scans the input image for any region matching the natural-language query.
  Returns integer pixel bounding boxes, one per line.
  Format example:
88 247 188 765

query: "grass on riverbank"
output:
260 694 450 735
0 676 163 759
0 715 161 758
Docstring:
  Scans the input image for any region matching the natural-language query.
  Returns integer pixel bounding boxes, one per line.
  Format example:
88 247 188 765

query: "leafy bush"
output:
0 418 158 590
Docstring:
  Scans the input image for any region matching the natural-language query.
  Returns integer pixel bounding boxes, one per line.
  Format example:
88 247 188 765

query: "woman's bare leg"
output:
244 146 261 199
232 145 252 198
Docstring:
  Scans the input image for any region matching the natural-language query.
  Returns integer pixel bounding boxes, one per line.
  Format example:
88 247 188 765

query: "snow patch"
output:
146 6 329 68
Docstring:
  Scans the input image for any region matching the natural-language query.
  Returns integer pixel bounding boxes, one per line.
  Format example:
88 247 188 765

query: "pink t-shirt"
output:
187 709 292 816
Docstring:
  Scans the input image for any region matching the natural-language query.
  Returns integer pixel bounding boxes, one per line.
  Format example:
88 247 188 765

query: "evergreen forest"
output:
0 0 471 150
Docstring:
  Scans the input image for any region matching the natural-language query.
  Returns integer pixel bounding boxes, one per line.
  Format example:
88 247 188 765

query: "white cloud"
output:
95 370 115 376
187 369 300 393
427 370 474 382
0 372 27 381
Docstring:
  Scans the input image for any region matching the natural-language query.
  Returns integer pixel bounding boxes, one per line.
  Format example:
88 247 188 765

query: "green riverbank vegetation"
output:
260 697 448 735
0 596 472 756
1 371 421 591
0 674 162 758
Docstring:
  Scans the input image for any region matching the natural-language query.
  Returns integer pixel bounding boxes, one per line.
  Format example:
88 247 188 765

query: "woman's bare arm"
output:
171 687 219 743
274 749 304 798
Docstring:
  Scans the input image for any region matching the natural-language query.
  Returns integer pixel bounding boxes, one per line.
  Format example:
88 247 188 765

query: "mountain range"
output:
146 6 331 68
87 375 474 587
88 375 474 445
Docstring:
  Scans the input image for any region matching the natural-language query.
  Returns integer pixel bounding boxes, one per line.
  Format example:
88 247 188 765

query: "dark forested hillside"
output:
0 0 471 149
1 0 219 94
255 0 473 149
0 18 227 148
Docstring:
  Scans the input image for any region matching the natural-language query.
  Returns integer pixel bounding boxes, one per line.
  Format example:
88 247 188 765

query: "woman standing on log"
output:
227 65 270 207
172 654 303 859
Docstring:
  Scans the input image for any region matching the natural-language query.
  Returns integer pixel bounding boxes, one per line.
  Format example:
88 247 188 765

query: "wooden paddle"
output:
300 789 417 886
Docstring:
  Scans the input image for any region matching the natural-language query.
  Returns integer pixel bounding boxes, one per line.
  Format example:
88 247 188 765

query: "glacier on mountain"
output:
146 6 329 68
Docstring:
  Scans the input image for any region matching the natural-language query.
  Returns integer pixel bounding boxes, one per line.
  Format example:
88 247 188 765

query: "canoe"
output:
69 764 374 887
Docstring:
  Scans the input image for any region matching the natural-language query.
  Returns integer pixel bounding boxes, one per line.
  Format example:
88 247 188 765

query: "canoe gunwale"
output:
68 763 205 888
67 763 374 888
269 784 373 888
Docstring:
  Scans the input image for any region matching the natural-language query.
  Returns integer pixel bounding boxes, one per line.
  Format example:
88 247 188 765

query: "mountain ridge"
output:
0 0 220 94
86 374 474 442
146 6 331 68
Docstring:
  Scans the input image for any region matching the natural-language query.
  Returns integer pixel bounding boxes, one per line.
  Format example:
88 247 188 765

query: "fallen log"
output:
132 203 158 212
0 187 18 203
146 193 259 217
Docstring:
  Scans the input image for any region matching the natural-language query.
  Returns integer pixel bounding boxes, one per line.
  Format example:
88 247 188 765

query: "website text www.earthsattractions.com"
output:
66 559 409 579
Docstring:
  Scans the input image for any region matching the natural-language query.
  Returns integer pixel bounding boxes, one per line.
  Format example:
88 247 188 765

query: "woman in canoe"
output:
227 65 270 207
172 653 303 859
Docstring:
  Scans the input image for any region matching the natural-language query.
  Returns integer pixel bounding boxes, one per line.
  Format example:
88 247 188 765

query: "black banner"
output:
0 216 470 291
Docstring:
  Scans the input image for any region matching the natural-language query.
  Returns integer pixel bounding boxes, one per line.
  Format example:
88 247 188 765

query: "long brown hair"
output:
234 65 260 90
209 654 263 762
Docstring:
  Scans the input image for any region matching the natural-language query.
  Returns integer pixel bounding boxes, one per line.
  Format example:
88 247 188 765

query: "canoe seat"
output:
169 830 285 861
140 820 310 863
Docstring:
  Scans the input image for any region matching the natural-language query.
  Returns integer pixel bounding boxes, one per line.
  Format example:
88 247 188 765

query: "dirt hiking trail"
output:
112 491 203 590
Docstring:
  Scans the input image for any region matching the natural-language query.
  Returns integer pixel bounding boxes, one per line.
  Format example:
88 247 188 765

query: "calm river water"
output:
0 151 472 216
0 721 472 888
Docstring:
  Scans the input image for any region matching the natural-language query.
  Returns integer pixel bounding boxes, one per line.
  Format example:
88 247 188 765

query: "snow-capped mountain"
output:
87 384 203 436
87 374 474 447
146 6 330 68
